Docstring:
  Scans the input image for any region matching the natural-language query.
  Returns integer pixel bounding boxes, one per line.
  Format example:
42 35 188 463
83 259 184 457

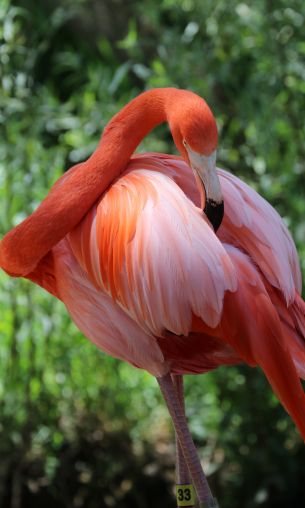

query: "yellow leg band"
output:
176 484 196 506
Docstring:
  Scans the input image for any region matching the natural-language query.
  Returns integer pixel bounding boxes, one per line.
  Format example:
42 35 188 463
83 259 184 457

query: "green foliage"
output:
1 0 305 507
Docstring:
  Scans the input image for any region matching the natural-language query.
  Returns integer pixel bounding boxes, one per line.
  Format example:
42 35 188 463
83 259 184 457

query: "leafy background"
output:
1 0 305 507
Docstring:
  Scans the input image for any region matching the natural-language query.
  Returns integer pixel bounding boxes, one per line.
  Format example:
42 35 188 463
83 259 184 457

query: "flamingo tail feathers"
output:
250 294 305 441
222 247 305 441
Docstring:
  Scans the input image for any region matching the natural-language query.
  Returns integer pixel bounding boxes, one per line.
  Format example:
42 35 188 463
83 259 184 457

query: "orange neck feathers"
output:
0 88 208 276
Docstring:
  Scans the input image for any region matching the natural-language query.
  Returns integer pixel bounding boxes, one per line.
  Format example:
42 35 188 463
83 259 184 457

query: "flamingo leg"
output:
172 374 197 508
172 375 190 483
157 373 218 508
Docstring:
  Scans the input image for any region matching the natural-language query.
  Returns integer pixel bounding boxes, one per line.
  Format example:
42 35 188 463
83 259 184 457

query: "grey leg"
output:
172 374 196 507
172 375 192 483
157 373 218 508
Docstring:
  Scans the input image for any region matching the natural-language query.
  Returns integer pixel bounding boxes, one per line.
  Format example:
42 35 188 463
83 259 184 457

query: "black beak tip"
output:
204 199 224 232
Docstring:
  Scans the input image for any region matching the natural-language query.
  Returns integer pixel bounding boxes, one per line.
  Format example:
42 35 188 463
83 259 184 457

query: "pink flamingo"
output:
1 88 305 508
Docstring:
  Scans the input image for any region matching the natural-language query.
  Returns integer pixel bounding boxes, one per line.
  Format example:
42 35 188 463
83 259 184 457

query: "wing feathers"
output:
219 246 305 440
54 239 167 376
68 169 237 337
218 168 302 302
129 155 301 305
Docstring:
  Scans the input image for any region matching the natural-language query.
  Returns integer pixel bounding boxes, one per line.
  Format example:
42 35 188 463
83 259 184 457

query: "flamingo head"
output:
169 93 223 232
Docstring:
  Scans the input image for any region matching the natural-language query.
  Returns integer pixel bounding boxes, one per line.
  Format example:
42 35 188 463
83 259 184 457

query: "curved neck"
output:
90 88 180 179
0 88 182 276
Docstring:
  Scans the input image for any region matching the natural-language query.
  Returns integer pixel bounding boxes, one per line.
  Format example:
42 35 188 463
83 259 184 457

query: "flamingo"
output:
1 88 305 508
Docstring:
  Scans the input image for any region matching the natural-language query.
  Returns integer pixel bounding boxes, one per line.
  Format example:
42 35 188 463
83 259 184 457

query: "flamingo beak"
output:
184 145 224 232
203 195 224 233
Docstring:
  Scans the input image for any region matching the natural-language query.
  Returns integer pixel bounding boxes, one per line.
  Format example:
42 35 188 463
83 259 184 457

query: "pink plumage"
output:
1 89 305 506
